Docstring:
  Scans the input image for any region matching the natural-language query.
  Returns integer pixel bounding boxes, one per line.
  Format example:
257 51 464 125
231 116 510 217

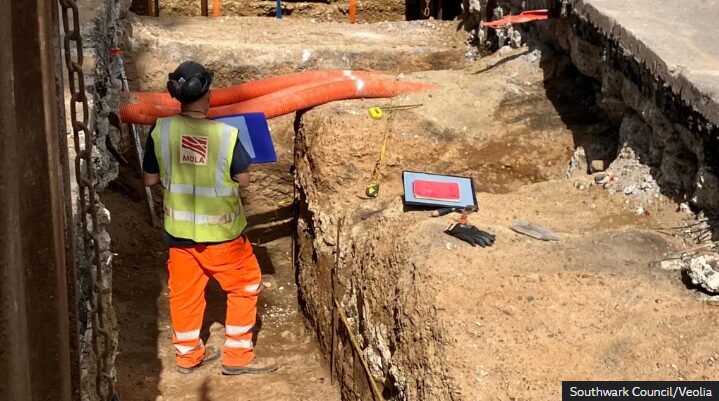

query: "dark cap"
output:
166 61 214 104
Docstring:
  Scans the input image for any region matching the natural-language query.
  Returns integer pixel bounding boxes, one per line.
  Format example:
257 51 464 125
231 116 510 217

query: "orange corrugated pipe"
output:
121 76 360 122
212 0 219 16
124 70 391 108
121 102 177 123
121 77 436 125
208 78 435 117
349 0 356 23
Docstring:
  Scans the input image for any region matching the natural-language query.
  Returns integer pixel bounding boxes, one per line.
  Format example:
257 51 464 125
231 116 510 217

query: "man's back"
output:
150 115 247 243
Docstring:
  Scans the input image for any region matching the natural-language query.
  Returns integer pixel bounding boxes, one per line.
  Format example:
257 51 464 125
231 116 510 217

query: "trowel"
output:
510 219 560 241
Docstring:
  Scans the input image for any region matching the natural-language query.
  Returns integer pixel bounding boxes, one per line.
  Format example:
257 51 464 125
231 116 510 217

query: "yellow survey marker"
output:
368 103 423 120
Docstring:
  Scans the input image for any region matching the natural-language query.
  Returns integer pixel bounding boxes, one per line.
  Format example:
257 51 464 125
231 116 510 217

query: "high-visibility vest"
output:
151 116 247 243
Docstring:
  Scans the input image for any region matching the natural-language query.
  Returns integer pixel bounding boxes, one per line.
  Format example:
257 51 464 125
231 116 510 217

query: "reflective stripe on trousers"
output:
225 339 253 349
173 331 202 357
226 324 253 336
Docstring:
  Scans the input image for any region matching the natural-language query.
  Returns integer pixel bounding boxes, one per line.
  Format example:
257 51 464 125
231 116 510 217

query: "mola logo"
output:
180 135 208 166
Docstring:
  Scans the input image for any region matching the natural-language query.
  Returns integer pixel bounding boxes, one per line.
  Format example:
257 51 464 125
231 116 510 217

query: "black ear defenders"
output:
166 70 213 103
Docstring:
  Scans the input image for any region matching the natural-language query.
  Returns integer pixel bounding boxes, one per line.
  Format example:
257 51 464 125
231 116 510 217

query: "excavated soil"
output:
294 47 719 400
109 11 719 401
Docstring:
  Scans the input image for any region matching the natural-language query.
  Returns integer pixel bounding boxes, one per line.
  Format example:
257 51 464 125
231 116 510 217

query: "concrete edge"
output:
573 0 719 127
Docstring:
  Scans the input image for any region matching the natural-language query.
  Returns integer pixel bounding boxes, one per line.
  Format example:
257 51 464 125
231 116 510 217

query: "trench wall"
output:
553 5 716 205
294 3 719 401
294 110 462 401
459 0 719 219
70 0 129 398
532 1 719 289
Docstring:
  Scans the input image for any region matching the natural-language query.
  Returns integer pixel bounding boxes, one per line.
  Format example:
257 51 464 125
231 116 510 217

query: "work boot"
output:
221 356 279 375
176 346 221 374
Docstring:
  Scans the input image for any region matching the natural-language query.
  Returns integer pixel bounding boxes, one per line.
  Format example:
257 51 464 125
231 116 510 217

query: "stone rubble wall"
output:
72 0 130 399
464 0 719 292
540 4 719 293
542 8 719 202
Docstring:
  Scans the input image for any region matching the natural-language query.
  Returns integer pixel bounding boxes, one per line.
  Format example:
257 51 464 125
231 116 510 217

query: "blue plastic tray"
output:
214 113 278 164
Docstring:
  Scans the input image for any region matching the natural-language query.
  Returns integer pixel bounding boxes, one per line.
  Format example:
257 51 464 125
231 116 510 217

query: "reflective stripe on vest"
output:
163 206 239 225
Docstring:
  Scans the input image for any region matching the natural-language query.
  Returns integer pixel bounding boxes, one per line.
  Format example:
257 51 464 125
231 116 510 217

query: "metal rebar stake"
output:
330 218 343 385
130 123 160 228
116 55 159 228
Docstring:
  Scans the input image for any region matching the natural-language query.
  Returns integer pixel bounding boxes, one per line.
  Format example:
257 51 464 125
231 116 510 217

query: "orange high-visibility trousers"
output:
166 235 261 368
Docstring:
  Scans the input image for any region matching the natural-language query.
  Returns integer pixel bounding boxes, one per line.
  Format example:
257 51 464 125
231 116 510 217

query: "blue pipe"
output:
276 0 282 19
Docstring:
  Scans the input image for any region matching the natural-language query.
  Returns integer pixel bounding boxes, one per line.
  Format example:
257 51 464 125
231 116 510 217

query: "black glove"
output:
445 224 496 248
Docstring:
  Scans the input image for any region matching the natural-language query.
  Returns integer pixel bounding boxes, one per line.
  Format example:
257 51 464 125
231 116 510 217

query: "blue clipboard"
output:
214 113 278 164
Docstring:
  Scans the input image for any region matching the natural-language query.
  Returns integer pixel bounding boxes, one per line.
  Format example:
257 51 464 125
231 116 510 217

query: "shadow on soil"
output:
537 46 691 209
538 51 619 173
198 379 212 401
105 164 164 401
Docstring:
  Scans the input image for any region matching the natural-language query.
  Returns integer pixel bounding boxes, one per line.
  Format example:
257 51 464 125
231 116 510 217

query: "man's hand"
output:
233 172 250 188
143 172 160 187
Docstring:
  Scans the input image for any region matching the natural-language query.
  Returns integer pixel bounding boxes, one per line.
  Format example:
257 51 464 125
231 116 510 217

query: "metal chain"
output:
423 0 431 17
57 0 115 400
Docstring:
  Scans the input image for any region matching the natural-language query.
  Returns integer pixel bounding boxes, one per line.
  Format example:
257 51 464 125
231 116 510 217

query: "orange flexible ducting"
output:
121 75 358 122
121 102 178 124
121 77 436 125
207 78 435 118
124 70 392 108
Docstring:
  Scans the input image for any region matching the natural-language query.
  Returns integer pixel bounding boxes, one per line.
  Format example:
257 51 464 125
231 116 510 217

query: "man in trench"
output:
143 60 278 375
